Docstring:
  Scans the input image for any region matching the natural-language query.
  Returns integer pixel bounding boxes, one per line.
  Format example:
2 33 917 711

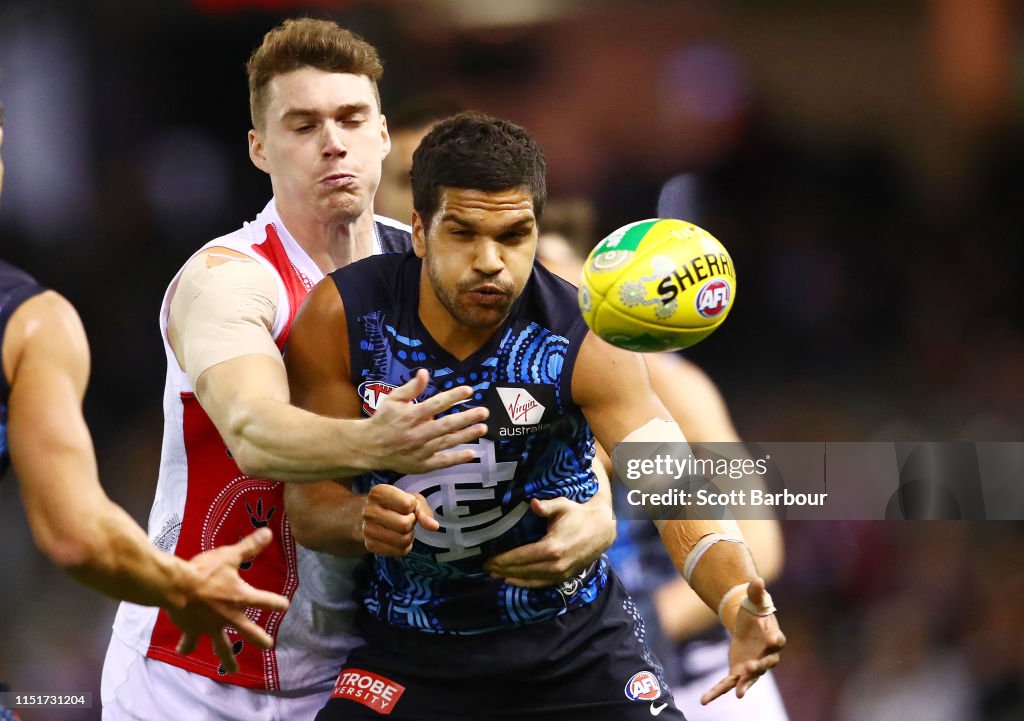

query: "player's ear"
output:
412 212 427 258
248 129 270 174
380 114 391 159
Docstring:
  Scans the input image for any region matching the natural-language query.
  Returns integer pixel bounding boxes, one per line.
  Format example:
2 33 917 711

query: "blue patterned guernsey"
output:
0 260 45 476
331 251 605 634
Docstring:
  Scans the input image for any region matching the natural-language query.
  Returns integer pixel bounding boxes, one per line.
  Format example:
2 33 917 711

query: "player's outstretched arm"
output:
571 332 785 702
283 277 487 553
646 353 785 641
171 250 487 482
5 291 289 673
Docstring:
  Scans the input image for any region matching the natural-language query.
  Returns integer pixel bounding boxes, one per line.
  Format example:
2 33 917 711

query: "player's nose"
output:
473 240 504 275
321 121 348 157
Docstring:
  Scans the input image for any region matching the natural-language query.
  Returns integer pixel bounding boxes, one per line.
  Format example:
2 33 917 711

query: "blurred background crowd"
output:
1 1 1022 719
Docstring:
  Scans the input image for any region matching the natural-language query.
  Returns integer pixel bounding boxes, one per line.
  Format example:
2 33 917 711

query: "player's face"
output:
414 187 538 332
375 125 429 223
248 67 390 225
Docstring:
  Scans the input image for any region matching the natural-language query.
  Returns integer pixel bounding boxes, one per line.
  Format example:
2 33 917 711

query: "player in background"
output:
102 20 613 721
539 209 790 721
0 100 289 694
374 96 462 223
286 111 784 720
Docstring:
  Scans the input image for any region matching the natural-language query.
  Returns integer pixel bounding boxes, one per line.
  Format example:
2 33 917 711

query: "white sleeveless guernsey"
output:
110 199 408 691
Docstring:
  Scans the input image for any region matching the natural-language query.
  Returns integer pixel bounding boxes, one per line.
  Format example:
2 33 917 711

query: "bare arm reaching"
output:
646 353 785 641
571 332 786 704
170 249 489 482
5 290 289 674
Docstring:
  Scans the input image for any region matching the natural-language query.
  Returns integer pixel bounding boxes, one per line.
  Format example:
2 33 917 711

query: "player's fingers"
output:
224 527 274 563
417 447 481 472
212 631 238 674
416 386 476 417
746 576 767 605
529 497 570 518
176 631 199 656
363 505 417 536
766 630 786 653
387 368 430 402
736 674 760 699
412 492 440 532
366 484 417 514
227 612 275 649
419 424 488 457
234 585 290 613
700 673 739 705
485 541 555 571
363 522 415 554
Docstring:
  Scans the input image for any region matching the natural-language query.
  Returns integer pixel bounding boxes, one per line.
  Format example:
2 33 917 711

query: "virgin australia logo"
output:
496 387 545 425
394 439 527 562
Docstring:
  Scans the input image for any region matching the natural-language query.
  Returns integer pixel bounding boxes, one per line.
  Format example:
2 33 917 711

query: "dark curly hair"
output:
411 111 547 228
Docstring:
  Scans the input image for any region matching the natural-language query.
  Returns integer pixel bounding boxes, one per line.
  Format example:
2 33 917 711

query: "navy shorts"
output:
315 568 685 721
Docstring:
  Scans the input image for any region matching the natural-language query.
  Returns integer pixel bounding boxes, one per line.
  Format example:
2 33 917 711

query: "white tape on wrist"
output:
717 582 749 622
681 533 744 583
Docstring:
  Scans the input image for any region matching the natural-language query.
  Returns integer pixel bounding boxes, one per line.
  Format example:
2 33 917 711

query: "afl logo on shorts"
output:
696 278 731 318
359 381 400 416
624 670 662 701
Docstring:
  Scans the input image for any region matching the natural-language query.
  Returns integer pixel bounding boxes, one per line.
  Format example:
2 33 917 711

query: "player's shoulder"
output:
524 260 587 332
3 289 87 379
373 214 413 253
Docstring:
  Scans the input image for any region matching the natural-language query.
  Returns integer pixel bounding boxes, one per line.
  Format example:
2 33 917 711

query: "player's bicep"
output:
572 331 675 451
285 277 361 419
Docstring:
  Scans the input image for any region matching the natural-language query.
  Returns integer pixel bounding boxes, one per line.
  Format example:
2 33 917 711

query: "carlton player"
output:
285 112 785 720
102 20 614 721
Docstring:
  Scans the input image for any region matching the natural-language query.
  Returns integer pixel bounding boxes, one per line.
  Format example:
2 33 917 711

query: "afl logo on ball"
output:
624 670 662 701
696 279 731 318
359 381 400 416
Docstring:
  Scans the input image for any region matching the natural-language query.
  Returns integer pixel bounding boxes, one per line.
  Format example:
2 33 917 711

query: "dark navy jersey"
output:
374 218 412 254
0 260 46 476
331 251 604 634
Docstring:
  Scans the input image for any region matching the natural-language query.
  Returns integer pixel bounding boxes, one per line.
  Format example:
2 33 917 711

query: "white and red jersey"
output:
110 199 411 692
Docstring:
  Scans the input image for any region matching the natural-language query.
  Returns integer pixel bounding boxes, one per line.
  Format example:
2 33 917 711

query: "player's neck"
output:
276 204 376 275
417 278 500 362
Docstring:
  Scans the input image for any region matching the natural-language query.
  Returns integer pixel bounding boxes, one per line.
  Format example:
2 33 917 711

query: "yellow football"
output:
578 218 736 352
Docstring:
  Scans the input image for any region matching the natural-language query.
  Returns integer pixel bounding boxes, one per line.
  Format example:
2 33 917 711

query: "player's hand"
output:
362 484 440 556
169 528 290 675
701 578 786 705
483 496 616 588
366 369 488 475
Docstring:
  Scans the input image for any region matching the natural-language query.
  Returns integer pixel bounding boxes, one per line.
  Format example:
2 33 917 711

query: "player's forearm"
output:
682 533 760 630
656 520 760 629
223 397 374 482
47 499 192 610
284 482 368 556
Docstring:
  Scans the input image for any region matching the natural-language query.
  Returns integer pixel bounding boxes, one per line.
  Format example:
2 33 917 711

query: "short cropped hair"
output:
411 111 547 227
246 18 383 128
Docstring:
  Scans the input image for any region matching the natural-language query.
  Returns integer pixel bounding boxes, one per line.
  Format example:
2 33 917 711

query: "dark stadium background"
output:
1 1 1022 719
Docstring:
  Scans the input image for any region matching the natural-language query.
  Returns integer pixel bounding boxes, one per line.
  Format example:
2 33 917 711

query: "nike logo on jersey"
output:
650 702 668 716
